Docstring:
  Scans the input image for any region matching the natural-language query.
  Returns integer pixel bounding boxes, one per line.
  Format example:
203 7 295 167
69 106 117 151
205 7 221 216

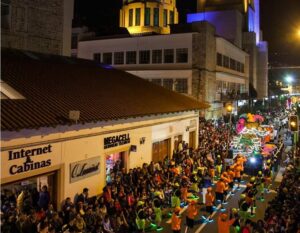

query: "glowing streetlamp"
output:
285 75 293 84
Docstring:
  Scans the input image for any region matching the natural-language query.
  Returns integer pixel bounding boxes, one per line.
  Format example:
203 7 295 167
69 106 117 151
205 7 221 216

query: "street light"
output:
226 103 233 157
285 75 293 84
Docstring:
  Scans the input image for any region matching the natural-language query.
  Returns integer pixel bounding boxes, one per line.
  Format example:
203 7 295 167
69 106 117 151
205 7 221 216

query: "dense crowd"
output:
1 117 298 233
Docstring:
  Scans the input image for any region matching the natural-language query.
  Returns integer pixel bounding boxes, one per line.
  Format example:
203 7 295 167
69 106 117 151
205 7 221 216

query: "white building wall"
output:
1 111 199 207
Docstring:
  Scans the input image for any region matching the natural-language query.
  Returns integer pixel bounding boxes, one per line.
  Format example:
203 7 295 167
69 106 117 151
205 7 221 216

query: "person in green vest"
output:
136 201 146 233
153 192 163 231
171 188 181 209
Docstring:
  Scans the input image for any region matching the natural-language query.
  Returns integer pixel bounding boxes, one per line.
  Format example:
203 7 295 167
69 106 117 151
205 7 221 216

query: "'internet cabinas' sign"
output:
1 144 62 179
7 145 53 175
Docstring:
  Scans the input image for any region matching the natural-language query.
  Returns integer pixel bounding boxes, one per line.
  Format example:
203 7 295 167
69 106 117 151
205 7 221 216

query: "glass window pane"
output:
152 79 162 86
163 79 173 90
176 48 188 63
145 8 150 26
154 8 159 27
230 58 236 70
217 53 223 66
135 8 140 26
223 56 229 68
114 52 124 65
93 53 101 63
139 50 150 64
126 51 137 64
103 53 112 65
170 11 174 25
129 9 133 26
164 49 174 63
152 50 162 64
175 79 188 94
163 9 168 27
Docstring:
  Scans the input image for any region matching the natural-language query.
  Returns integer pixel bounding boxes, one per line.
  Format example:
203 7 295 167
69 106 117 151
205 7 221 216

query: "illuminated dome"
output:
120 0 178 35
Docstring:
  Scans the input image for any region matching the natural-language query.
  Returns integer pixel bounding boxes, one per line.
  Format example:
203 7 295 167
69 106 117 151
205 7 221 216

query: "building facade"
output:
78 21 249 119
1 49 203 208
119 0 178 35
1 0 74 56
188 0 268 98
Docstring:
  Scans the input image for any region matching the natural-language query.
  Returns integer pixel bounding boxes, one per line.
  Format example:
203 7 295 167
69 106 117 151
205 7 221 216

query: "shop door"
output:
152 138 171 163
174 135 183 151
189 131 196 149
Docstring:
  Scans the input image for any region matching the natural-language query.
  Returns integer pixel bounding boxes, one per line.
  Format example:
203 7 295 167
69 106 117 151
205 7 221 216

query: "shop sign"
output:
70 156 100 183
6 144 53 175
104 133 130 149
2 144 61 180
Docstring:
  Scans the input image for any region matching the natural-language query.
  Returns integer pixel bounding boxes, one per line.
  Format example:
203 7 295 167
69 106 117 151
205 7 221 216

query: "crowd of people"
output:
1 116 298 233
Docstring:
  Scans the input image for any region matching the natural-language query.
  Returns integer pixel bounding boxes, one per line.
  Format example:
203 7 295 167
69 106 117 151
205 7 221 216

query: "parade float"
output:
231 113 277 157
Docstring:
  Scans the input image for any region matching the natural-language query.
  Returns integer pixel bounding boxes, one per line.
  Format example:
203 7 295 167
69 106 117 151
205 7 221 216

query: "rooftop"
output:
1 49 208 132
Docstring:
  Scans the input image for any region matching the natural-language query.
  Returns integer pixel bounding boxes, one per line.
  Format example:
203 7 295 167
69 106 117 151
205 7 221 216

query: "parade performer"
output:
234 162 243 190
171 207 182 233
204 187 215 223
136 201 146 233
256 171 265 201
218 213 236 233
216 155 223 179
215 177 227 211
184 200 201 233
171 189 181 209
153 192 163 230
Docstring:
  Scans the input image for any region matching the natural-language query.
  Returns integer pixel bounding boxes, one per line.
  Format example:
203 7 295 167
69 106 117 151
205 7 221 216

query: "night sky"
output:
75 0 300 65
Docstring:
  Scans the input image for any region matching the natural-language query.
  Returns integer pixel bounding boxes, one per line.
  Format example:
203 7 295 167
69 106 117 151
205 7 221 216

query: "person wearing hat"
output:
171 207 182 233
229 208 241 233
233 162 243 190
256 171 265 201
217 212 236 233
152 192 163 231
238 194 250 225
184 200 201 233
227 167 235 195
215 178 227 211
216 155 223 179
204 187 215 223
263 165 272 193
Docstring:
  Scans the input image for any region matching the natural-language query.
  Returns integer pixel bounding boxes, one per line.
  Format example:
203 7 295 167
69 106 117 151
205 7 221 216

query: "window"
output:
230 58 236 70
237 62 241 72
145 7 150 26
163 9 168 27
152 79 162 86
164 49 174 63
114 52 124 65
126 51 137 64
170 11 174 25
154 8 159 26
135 8 141 26
163 79 174 90
223 56 229 68
129 9 133 26
1 1 10 29
93 53 101 62
217 53 223 66
139 50 150 64
152 50 162 64
175 79 188 94
241 63 245 73
103 53 112 65
176 48 188 63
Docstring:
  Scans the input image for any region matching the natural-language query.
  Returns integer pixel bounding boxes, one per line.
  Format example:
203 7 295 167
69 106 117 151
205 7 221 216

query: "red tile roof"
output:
1 49 209 131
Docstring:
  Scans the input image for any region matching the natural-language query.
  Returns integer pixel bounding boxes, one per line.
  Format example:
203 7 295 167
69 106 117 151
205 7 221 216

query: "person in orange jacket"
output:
234 162 243 190
215 178 227 210
227 167 235 195
171 207 182 233
218 213 236 233
184 200 200 233
204 187 215 223
237 155 247 179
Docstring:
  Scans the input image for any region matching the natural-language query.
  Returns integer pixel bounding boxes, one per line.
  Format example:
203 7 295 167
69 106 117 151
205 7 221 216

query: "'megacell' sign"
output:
70 157 100 183
8 145 52 175
104 133 130 149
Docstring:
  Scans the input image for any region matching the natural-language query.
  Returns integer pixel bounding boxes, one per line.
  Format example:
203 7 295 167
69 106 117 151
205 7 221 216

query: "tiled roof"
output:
1 49 209 131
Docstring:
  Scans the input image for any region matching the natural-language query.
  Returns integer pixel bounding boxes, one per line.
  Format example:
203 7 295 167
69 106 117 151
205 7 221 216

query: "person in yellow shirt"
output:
171 207 182 233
